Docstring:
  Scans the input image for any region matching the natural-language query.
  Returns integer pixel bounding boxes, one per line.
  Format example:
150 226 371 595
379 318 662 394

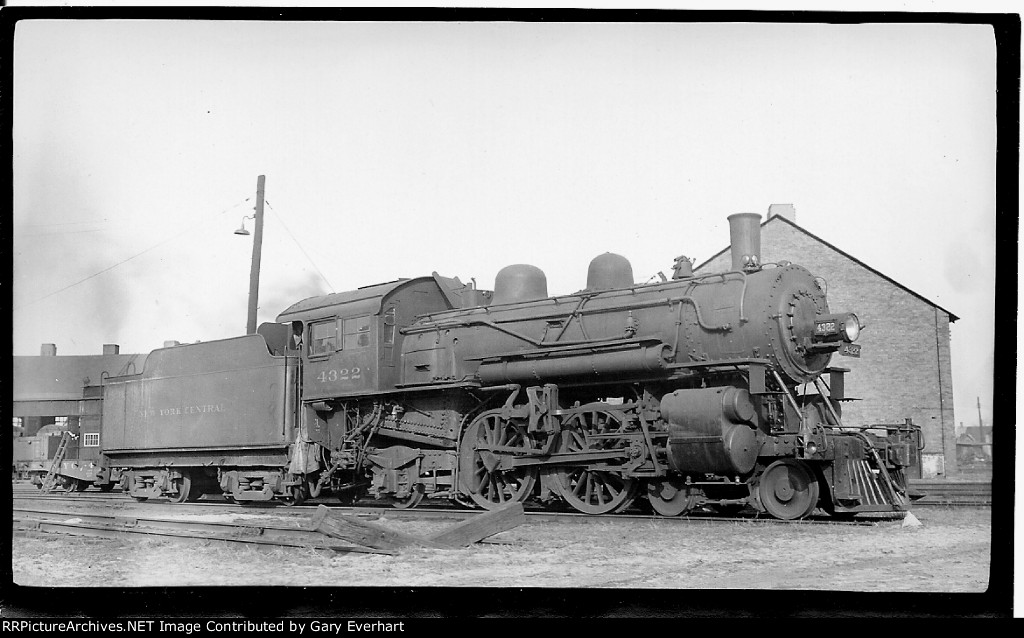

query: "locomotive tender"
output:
104 212 919 519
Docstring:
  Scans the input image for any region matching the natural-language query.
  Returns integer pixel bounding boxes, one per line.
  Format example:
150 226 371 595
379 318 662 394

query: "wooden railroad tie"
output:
309 503 526 552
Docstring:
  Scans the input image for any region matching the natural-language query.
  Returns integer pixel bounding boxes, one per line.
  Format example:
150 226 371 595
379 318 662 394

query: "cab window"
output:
309 319 338 356
383 307 397 345
343 315 372 349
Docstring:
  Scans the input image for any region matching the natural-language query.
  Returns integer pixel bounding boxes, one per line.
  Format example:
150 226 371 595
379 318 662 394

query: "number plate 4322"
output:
839 343 861 358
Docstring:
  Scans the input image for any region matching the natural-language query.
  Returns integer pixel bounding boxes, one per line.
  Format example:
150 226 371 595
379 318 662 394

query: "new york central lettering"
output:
142 404 226 418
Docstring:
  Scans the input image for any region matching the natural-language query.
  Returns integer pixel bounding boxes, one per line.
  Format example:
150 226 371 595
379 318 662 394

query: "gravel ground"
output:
10 504 991 592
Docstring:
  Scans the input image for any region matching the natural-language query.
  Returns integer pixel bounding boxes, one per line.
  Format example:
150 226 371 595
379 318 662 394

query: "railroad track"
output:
13 492 893 534
908 480 992 506
12 505 401 554
13 483 914 525
17 479 992 507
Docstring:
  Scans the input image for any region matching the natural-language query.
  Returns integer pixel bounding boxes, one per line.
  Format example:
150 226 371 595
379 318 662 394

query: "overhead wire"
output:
264 200 335 293
13 197 253 311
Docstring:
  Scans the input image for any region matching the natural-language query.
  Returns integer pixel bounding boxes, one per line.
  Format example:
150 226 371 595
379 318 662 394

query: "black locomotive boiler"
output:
105 212 919 520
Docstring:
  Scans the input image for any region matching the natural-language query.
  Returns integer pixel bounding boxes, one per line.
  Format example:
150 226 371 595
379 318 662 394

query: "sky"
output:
12 18 999 433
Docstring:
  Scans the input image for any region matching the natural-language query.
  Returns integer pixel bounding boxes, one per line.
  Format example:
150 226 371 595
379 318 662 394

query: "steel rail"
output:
13 492 893 531
12 507 395 555
15 483 983 517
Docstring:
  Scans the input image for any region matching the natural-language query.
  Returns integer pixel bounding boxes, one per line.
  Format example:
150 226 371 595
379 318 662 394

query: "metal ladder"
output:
40 431 74 492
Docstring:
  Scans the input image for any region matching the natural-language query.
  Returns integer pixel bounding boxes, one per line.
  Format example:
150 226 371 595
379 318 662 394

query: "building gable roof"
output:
695 215 959 322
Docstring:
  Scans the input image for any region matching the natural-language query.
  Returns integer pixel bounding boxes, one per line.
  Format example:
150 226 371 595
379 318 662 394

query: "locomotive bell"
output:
586 252 634 290
728 212 763 272
491 264 548 305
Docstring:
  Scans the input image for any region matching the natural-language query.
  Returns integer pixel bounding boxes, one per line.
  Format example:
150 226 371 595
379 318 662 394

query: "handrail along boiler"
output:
106 212 919 519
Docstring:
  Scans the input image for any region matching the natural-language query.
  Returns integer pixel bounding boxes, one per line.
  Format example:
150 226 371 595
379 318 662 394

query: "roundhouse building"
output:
12 344 147 475
694 204 958 479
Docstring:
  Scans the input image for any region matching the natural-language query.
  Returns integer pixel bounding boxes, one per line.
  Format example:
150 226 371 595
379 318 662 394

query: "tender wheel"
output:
458 411 538 510
168 474 193 504
99 482 115 493
390 484 425 510
73 479 89 492
757 459 820 520
646 478 697 517
552 410 638 515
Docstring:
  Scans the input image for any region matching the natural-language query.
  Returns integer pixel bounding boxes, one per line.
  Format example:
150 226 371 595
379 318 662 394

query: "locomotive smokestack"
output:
727 213 762 272
103 344 120 355
40 343 56 356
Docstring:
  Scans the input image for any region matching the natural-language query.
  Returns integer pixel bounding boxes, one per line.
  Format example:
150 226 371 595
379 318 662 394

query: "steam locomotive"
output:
95 212 918 520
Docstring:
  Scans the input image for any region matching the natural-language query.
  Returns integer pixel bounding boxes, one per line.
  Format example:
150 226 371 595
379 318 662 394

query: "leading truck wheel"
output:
458 411 538 510
646 478 697 517
757 459 819 520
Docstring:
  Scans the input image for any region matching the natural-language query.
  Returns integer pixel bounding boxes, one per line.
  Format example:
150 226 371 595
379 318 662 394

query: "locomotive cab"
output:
276 277 457 399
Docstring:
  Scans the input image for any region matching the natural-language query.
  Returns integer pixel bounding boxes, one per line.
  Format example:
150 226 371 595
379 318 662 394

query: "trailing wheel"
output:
757 459 819 520
646 478 697 517
390 484 425 509
282 480 309 507
458 411 538 510
551 410 638 515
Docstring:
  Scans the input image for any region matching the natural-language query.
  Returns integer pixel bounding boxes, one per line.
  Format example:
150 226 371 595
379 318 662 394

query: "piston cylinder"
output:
660 386 760 475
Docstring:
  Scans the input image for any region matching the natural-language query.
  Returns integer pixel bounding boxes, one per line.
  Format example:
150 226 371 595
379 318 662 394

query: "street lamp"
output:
236 175 266 335
233 215 253 236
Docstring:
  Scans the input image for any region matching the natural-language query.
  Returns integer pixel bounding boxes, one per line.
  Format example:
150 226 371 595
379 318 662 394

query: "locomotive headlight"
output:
814 313 861 343
841 313 861 342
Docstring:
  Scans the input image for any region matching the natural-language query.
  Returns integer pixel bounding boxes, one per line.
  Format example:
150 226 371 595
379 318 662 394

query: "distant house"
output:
956 426 992 465
695 205 959 479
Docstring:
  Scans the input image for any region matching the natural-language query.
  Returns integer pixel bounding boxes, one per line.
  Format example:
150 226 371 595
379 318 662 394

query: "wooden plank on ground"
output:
427 502 525 547
309 505 456 551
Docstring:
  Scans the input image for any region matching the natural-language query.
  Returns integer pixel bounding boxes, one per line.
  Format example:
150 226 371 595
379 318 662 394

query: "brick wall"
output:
697 217 958 478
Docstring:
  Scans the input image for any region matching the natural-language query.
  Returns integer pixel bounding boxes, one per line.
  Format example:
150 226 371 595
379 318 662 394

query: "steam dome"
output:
492 264 548 305
586 253 634 290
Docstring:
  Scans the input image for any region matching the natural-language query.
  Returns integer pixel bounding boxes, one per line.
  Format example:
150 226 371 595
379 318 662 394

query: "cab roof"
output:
275 277 437 323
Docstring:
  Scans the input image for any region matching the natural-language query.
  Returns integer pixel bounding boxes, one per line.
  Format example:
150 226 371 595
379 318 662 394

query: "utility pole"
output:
246 175 266 335
976 397 986 444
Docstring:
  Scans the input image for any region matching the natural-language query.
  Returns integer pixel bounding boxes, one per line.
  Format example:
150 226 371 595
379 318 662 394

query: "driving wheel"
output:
458 411 538 510
551 409 638 515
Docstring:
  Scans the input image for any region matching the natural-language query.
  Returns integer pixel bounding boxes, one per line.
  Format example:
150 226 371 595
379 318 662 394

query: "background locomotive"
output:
92 212 919 520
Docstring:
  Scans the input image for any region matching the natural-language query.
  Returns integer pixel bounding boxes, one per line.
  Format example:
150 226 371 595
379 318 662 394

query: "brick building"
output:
695 205 959 479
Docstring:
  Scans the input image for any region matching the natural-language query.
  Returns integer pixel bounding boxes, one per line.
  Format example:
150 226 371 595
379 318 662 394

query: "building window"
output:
309 319 338 356
344 316 372 349
55 416 68 427
83 433 100 447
